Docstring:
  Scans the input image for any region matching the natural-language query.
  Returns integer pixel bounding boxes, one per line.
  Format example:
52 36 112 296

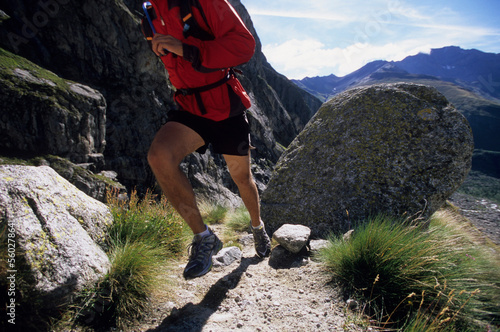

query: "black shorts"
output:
166 111 251 156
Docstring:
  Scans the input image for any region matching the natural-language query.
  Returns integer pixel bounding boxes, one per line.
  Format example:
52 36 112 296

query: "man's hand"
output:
152 34 183 57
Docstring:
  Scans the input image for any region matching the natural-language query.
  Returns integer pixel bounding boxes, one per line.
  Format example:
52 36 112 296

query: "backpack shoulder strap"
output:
180 0 214 41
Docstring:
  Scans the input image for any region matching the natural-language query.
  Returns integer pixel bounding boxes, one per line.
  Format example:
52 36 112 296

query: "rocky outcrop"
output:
0 0 321 199
0 50 106 164
0 0 173 191
261 83 474 237
0 165 112 308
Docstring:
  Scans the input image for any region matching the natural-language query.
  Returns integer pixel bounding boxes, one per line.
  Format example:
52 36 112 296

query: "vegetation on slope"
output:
318 208 500 331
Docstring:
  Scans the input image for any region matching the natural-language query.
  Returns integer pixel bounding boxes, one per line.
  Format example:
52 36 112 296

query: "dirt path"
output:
131 226 363 332
129 193 500 332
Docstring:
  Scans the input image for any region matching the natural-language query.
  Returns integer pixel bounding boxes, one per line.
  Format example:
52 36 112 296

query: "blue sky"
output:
240 0 500 79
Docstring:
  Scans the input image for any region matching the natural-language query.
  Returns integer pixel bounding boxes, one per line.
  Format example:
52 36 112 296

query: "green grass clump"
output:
106 189 188 255
199 201 229 225
73 241 164 328
66 189 190 330
318 211 500 330
225 205 251 233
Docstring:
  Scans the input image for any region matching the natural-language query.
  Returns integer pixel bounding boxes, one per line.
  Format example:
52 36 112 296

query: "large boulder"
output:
261 83 474 237
0 165 112 308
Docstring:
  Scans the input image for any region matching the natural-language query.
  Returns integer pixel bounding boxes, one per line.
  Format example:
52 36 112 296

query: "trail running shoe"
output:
183 228 223 279
251 223 271 258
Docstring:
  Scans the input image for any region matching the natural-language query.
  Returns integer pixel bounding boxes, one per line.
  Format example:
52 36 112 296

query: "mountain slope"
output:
397 46 500 101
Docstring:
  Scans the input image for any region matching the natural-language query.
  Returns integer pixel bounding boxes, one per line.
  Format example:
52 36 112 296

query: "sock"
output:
252 220 264 230
195 225 210 238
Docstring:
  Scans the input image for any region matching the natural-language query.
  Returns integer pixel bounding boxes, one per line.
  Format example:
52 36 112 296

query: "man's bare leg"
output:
225 153 271 257
147 121 206 234
224 153 261 227
149 121 224 278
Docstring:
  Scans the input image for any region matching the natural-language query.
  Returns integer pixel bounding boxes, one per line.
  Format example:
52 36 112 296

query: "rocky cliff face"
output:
0 49 106 163
0 0 322 199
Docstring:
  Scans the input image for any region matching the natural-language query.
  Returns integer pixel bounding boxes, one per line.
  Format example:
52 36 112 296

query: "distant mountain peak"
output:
294 46 500 102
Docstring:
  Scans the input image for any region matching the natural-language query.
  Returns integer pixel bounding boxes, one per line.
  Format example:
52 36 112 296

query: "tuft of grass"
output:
106 189 189 255
402 288 481 332
318 212 500 330
199 201 229 225
105 241 165 325
73 241 165 329
225 205 251 233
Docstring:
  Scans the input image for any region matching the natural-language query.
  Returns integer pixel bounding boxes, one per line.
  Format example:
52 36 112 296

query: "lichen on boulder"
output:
261 83 474 237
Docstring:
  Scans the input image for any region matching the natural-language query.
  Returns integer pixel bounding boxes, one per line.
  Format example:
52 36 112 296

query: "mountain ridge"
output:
293 46 500 102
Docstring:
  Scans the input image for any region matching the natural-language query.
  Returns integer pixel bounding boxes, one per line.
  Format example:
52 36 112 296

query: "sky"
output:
240 0 500 79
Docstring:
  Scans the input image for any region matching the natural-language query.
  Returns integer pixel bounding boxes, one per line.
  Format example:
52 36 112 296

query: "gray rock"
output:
213 247 242 267
0 165 112 308
347 299 359 311
98 170 119 181
262 83 474 237
309 239 329 253
0 9 8 20
309 239 329 262
34 155 126 202
238 234 255 247
29 155 127 202
343 230 355 242
272 224 311 253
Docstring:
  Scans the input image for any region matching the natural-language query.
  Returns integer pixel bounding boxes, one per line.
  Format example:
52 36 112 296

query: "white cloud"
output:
263 39 438 79
262 39 338 78
247 8 353 23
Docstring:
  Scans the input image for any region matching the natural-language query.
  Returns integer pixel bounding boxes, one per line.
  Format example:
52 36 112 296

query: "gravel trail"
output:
132 226 363 332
